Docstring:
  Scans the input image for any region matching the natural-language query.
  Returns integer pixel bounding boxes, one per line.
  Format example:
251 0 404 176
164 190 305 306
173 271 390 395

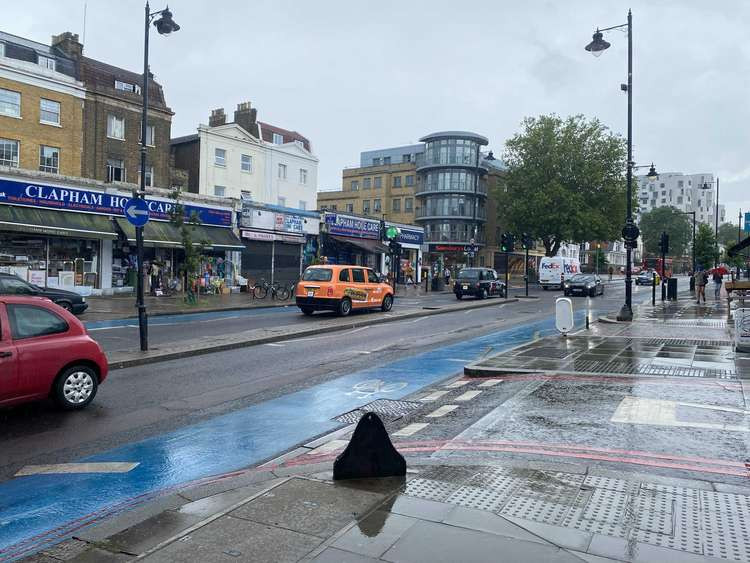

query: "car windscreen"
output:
302 268 333 282
457 270 480 280
569 274 592 283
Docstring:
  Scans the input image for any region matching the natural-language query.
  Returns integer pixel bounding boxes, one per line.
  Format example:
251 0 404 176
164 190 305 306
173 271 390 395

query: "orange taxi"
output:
295 265 394 316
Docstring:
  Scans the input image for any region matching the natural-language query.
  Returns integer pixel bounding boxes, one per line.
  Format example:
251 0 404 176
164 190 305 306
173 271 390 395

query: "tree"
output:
591 247 609 273
169 190 207 303
694 223 718 270
717 222 740 250
497 114 628 257
638 207 692 257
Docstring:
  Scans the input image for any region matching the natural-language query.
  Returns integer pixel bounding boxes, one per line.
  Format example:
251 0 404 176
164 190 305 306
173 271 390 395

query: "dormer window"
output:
115 80 141 94
38 55 55 71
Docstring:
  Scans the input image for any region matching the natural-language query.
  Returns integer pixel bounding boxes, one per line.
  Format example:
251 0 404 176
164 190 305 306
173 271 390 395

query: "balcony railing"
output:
415 208 487 220
415 183 488 197
416 154 489 170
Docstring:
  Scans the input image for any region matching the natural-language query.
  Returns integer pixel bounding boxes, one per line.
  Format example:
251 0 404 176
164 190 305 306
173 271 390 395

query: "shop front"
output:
379 223 424 284
320 212 388 271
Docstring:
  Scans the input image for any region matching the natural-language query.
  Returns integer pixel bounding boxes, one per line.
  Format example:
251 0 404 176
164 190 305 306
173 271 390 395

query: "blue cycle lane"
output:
1 308 594 560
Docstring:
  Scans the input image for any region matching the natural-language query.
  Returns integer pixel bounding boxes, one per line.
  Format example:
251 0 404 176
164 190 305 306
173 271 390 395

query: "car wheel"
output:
300 307 314 316
57 300 73 312
478 288 487 300
381 294 393 312
589 288 596 297
53 365 98 410
337 298 352 317
542 286 548 291
563 290 569 296
455 293 462 300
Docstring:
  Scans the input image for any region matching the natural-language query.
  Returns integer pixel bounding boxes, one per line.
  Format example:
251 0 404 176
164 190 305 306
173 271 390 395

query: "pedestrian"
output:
694 269 707 304
608 265 614 281
444 266 451 286
404 263 415 286
712 270 723 301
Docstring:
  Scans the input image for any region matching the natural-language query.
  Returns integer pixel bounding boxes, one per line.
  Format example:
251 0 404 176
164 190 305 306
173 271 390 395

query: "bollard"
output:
333 412 406 480
586 315 590 329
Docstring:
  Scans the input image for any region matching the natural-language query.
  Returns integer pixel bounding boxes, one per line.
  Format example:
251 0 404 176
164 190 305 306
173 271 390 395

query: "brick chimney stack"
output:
51 32 83 59
209 108 226 127
233 102 259 138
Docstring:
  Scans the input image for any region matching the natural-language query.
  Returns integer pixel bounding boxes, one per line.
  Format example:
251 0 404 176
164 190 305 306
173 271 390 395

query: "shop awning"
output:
0 205 118 238
329 235 389 254
116 219 244 249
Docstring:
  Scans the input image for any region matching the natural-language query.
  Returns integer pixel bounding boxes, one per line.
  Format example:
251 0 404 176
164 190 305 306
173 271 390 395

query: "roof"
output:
419 131 489 145
259 121 311 151
170 134 199 145
79 56 169 109
0 30 55 55
0 31 78 79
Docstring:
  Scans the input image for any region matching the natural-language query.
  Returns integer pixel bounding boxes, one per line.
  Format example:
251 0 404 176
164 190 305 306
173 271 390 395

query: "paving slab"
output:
332 511 418 558
101 509 205 555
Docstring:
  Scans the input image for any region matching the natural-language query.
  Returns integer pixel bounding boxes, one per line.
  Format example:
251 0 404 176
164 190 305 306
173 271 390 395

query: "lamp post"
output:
680 211 696 290
585 10 641 321
699 178 720 267
135 2 180 351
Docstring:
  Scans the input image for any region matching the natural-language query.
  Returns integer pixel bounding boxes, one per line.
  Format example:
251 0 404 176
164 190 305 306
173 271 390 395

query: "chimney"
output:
209 108 226 127
51 32 83 60
233 102 259 138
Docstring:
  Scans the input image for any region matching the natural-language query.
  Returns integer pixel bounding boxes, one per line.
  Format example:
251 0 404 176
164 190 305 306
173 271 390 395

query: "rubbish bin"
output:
432 277 443 292
735 308 750 352
667 277 678 300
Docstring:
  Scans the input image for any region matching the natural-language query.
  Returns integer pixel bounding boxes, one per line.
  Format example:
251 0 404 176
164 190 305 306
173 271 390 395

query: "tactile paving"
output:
446 485 510 512
404 478 459 502
332 398 422 424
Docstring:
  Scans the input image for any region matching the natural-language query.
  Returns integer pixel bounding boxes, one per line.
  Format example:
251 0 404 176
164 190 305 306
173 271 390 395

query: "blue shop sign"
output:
396 228 423 246
0 176 232 227
325 213 380 239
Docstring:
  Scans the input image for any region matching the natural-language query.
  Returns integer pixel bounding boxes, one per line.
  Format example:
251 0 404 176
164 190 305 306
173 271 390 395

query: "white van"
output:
538 256 581 290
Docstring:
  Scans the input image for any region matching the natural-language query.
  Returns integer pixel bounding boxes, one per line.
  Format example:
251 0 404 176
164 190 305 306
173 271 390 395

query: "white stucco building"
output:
171 102 318 212
635 172 725 229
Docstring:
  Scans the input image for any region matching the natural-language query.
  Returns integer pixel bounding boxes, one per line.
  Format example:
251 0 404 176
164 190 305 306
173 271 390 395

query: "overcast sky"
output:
6 1 750 227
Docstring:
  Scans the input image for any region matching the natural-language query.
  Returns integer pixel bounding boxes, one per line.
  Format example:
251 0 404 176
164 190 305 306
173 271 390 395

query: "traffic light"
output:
388 239 402 256
507 233 515 252
522 233 533 250
659 231 669 254
500 233 509 252
379 218 386 241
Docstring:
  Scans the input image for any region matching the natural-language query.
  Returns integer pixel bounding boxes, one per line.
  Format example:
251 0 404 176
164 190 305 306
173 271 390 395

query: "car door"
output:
0 276 35 296
6 303 72 400
0 304 19 403
365 269 383 307
349 268 369 309
487 270 498 295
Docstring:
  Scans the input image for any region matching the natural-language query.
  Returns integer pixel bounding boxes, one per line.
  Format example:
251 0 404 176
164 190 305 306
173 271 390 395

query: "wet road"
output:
0 281 657 557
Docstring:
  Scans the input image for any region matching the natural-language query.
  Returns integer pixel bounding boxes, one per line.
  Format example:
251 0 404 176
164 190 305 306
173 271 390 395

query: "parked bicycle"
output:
252 279 290 300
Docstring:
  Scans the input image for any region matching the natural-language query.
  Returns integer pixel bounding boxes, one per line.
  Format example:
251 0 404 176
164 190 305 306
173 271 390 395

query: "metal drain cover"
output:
333 398 422 424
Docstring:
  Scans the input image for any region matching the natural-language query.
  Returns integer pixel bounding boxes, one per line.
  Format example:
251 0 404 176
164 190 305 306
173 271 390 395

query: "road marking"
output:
265 343 285 347
15 462 139 477
611 396 749 432
355 350 372 355
407 317 426 323
305 439 348 456
199 316 240 323
426 405 459 418
346 379 407 398
446 358 471 363
455 390 482 401
445 380 469 388
393 423 430 437
420 390 449 402
479 379 503 387
287 326 370 343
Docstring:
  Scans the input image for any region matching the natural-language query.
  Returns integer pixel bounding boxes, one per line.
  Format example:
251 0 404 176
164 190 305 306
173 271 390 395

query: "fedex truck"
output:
538 256 581 290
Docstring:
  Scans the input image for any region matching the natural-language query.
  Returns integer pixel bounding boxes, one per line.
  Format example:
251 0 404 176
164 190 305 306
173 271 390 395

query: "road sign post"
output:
125 198 150 351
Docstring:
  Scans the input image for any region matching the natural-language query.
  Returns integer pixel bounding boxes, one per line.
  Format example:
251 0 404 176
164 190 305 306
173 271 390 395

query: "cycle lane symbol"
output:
346 379 408 399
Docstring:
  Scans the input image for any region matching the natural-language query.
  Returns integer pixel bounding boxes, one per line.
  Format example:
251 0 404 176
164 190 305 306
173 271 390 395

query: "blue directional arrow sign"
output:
124 198 150 227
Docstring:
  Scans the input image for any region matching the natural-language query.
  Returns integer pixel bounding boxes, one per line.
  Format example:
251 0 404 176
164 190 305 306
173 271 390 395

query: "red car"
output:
0 296 108 410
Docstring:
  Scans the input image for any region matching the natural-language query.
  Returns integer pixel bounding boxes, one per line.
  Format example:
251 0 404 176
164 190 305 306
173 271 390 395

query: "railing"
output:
415 208 487 220
415 183 488 196
416 154 489 170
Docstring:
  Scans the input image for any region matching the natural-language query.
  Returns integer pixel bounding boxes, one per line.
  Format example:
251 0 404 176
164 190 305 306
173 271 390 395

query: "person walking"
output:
608 265 614 281
444 266 451 287
404 263 416 287
712 270 723 301
694 269 707 304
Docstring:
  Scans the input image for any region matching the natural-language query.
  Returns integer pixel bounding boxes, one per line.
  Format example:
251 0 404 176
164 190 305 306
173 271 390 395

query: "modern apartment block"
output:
171 101 318 211
635 172 725 228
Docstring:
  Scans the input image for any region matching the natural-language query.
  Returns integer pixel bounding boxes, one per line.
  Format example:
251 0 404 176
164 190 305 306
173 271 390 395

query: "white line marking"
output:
464 309 474 314
355 350 372 355
15 462 139 476
446 358 471 363
426 405 459 418
455 390 482 402
478 379 503 388
420 390 450 402
305 439 349 456
199 316 240 323
445 380 470 388
611 396 749 432
287 326 370 343
265 343 285 347
408 317 426 323
393 423 430 437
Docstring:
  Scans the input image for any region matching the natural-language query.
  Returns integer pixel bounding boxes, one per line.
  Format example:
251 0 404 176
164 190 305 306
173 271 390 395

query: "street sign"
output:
621 222 640 242
385 226 400 240
124 198 150 227
745 212 750 235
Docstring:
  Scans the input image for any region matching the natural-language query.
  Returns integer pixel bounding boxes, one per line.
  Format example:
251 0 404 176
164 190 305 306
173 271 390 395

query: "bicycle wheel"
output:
253 284 268 299
277 287 290 300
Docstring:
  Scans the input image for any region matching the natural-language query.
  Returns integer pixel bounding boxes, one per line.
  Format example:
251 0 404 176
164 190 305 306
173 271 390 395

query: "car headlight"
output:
563 281 570 287
81 297 86 303
587 284 594 288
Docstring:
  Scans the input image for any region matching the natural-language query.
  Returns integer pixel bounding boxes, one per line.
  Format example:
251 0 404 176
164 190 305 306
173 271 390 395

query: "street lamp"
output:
135 2 180 351
585 10 638 321
680 211 696 289
700 178 720 267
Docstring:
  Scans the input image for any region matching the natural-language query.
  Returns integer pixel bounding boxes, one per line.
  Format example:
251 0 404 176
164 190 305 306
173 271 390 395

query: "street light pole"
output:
700 177 720 268
681 211 696 290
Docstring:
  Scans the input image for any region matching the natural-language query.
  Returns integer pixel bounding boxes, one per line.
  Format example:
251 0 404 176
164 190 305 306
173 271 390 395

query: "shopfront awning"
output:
329 235 389 254
0 205 118 238
116 219 244 249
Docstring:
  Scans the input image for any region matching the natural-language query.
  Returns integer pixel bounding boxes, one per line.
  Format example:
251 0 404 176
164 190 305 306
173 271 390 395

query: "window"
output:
383 156 391 165
106 158 125 182
339 269 350 282
362 200 370 214
139 165 154 187
39 146 59 173
372 158 381 166
140 123 155 146
298 200 307 210
393 176 402 188
678 180 684 188
38 55 55 71
302 268 333 282
0 138 19 167
661 198 666 204
299 168 308 184
0 88 21 118
366 269 380 283
273 133 284 144
214 148 226 166
677 196 683 204
214 185 226 197
374 199 382 212
107 114 125 139
39 99 60 125
0 277 35 294
352 269 365 283
115 80 140 94
350 180 359 191
346 203 354 213
374 177 382 189
405 175 415 186
330 204 337 211
7 304 68 340
363 178 371 189
402 154 411 163
241 154 252 172
278 163 287 179
660 183 665 188
392 198 401 212
320 205 328 211
294 139 304 149
0 43 4 58
278 196 286 206
404 197 413 212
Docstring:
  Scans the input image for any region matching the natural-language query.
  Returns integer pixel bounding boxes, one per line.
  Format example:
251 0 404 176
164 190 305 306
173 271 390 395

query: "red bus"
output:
643 257 673 278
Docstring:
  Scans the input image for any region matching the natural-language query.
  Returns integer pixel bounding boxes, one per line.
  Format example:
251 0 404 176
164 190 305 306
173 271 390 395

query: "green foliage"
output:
593 248 609 269
694 223 718 269
497 114 628 257
639 207 692 257
717 222 740 249
169 190 207 299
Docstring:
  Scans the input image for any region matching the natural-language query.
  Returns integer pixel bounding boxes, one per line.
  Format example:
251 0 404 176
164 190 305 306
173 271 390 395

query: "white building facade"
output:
262 137 318 212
